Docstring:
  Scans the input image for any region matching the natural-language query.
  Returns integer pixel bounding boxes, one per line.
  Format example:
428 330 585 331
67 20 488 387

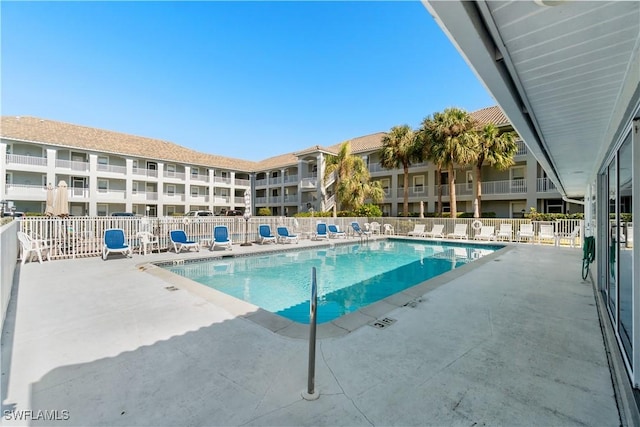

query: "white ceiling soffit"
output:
423 0 640 198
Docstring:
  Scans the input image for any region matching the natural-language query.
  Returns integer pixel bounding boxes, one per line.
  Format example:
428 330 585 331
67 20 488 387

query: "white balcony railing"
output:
255 179 268 187
163 171 186 180
515 140 528 156
96 189 126 200
213 176 232 185
255 197 268 204
97 164 127 174
395 186 429 198
284 174 299 184
537 178 559 192
163 193 185 202
56 159 90 171
300 178 317 189
4 183 47 198
191 174 209 182
132 168 158 178
268 177 282 185
6 154 48 167
235 178 250 187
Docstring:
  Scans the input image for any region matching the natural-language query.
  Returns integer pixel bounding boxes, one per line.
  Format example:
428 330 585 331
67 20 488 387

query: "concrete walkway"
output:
1 240 620 426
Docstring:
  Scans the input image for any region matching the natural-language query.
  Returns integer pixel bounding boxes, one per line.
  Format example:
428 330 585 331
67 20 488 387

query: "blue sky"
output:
1 1 495 161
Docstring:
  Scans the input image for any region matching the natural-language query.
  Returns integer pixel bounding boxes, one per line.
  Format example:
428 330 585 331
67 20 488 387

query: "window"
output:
191 167 199 178
166 185 175 196
97 156 108 170
166 206 175 215
97 204 108 216
132 182 139 194
132 160 138 172
98 179 108 193
466 171 474 191
166 164 176 177
413 176 425 193
191 186 199 197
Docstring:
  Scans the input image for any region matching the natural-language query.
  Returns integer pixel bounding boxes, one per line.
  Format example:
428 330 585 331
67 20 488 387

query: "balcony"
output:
132 168 158 178
131 191 158 201
189 194 209 204
515 140 528 156
6 154 48 168
96 189 126 201
163 192 185 202
300 178 317 189
235 178 250 187
213 176 232 185
438 179 527 197
283 174 299 184
268 177 282 186
255 179 268 187
284 194 299 203
97 164 126 175
163 171 186 180
4 183 46 199
537 177 559 193
55 159 90 172
213 195 231 204
395 186 429 198
190 173 209 182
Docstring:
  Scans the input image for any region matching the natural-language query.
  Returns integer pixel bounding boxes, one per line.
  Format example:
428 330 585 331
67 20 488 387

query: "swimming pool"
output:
164 240 501 324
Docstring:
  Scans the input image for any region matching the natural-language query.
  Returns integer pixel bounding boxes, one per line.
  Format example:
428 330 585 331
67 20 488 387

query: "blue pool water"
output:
165 240 501 324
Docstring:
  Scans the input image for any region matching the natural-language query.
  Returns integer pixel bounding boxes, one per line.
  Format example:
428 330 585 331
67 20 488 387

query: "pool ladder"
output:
302 266 319 401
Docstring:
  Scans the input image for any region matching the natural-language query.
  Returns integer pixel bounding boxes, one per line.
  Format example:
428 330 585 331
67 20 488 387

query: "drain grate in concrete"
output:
164 286 179 292
369 317 397 329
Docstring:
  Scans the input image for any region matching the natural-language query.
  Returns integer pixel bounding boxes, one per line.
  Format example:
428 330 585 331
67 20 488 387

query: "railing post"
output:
302 266 319 401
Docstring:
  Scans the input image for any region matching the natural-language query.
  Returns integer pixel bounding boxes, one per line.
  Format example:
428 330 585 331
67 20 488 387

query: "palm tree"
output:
379 125 423 216
417 126 444 215
474 123 517 214
421 108 477 218
324 142 384 212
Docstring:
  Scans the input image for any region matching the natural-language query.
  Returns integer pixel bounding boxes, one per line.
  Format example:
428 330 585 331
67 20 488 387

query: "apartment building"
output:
1 106 573 218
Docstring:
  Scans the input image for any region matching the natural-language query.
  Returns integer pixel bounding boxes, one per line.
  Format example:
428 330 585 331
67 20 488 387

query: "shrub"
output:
257 207 272 216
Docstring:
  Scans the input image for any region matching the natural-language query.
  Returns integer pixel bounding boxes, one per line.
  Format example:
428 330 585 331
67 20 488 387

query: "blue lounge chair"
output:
170 229 199 253
277 226 299 244
211 226 232 250
315 223 330 240
258 224 276 244
351 222 370 237
102 228 132 260
328 224 346 238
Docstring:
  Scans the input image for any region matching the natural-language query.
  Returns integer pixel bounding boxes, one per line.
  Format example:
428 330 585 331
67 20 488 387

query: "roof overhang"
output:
423 0 640 198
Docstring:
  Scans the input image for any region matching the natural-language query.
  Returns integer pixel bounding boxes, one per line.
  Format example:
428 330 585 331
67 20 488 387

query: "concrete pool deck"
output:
0 238 626 425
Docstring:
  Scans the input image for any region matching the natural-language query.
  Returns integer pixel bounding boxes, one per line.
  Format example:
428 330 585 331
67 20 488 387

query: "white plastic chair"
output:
447 224 468 240
537 224 556 244
474 226 496 241
17 232 51 265
137 231 160 255
517 224 535 242
407 224 426 237
424 224 444 238
496 224 513 241
383 224 394 235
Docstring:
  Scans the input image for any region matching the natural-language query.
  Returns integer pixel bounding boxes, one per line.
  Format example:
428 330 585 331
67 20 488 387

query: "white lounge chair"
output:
103 228 133 260
517 224 534 242
496 224 513 241
474 226 496 241
537 224 556 245
17 231 51 265
136 231 160 255
447 224 468 239
424 224 444 238
407 224 426 237
212 225 233 250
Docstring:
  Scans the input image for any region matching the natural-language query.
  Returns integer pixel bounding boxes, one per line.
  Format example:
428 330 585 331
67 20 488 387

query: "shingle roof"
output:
470 105 510 127
1 106 512 172
0 116 257 171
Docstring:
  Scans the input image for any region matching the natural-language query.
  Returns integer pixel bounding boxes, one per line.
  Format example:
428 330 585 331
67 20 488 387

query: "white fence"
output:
15 216 584 261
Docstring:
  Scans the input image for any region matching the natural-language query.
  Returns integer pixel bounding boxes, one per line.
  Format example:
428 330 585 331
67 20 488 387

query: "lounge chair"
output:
17 231 51 265
516 224 534 242
170 229 200 253
211 226 232 250
474 226 496 241
407 224 426 237
496 224 513 241
103 228 133 260
424 224 444 238
258 224 277 244
277 226 299 244
327 224 346 238
136 231 160 255
447 224 468 239
315 223 330 240
537 224 556 245
351 222 370 237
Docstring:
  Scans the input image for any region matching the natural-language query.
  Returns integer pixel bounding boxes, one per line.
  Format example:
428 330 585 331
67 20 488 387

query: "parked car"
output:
225 210 244 216
2 211 25 218
111 212 136 217
184 210 213 217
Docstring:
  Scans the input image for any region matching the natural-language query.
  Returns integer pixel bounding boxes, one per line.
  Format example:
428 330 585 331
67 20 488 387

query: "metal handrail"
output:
303 267 319 400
